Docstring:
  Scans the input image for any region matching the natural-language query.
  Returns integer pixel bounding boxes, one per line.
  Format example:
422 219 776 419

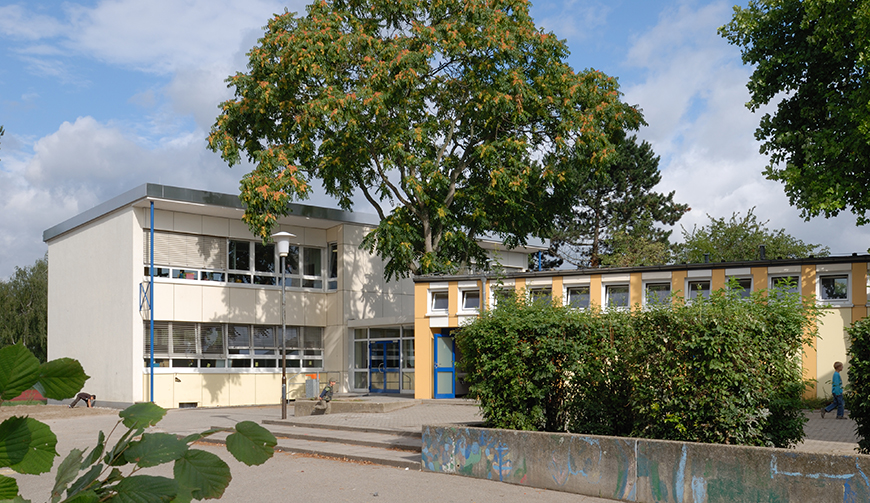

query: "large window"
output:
144 322 324 370
144 231 324 290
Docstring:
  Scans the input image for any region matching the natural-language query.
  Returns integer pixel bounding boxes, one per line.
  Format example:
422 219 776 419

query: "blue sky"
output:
1 0 868 279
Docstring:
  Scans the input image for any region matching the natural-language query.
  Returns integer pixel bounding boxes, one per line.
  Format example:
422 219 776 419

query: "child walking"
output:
821 361 845 419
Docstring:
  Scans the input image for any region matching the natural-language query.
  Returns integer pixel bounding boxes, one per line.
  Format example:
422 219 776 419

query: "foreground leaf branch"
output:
0 344 276 502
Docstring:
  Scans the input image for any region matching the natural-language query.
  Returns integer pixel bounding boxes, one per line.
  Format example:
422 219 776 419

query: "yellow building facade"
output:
414 257 870 400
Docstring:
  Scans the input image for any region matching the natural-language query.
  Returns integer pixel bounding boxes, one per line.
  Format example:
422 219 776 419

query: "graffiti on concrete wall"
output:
422 425 870 503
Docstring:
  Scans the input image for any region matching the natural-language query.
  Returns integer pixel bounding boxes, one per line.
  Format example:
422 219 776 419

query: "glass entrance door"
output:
369 341 400 393
434 333 455 399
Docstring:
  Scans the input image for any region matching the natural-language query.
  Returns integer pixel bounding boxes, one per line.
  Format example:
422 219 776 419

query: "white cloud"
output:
623 0 870 254
0 4 67 40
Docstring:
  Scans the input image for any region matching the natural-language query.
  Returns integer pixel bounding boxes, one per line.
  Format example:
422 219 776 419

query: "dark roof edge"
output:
413 254 870 282
43 183 384 242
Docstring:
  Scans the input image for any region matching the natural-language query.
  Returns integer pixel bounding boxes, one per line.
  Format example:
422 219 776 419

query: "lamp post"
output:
272 231 295 419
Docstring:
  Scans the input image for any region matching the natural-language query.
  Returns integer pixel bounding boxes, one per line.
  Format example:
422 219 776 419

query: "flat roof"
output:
43 183 384 242
42 184 547 253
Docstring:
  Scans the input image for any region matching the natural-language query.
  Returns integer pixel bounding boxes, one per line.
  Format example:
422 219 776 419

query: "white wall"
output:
48 207 140 405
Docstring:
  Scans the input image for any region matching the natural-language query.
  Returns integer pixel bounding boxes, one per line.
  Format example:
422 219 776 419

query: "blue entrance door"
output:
369 341 400 393
434 333 455 399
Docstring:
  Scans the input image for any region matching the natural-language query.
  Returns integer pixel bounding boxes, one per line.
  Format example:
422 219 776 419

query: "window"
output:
687 281 710 301
566 286 590 309
328 243 338 290
645 283 670 306
729 278 752 299
529 288 552 305
771 275 800 295
461 290 480 311
303 248 323 288
253 242 276 285
820 275 849 301
144 322 323 369
605 285 629 309
430 290 449 313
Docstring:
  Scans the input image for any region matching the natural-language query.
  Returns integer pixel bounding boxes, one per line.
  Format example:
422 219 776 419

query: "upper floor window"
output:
328 243 338 290
605 285 630 309
820 275 849 302
644 283 670 306
429 290 449 314
566 286 590 309
461 289 480 311
144 231 324 290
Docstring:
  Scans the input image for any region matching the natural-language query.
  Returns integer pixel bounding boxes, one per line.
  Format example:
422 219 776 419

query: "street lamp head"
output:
271 231 296 257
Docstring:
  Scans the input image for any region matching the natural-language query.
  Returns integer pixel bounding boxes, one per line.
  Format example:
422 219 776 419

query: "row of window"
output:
143 321 324 369
431 274 851 313
144 232 338 290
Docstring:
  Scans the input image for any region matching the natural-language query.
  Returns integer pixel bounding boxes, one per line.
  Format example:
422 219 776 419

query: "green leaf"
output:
0 345 41 401
64 490 100 503
225 421 276 466
67 463 102 497
124 433 187 468
0 417 30 467
104 427 143 467
119 402 166 430
9 418 58 475
0 417 57 474
81 431 105 467
0 474 19 500
51 448 83 503
112 475 177 503
173 449 231 500
35 358 89 400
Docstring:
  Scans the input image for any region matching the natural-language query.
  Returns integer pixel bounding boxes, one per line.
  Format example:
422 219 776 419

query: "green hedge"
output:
456 284 820 448
847 318 870 453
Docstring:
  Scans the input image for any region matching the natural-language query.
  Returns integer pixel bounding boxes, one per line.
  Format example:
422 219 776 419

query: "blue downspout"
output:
150 201 155 403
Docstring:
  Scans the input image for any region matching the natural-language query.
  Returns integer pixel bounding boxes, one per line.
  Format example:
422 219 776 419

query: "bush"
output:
456 282 819 448
847 318 870 453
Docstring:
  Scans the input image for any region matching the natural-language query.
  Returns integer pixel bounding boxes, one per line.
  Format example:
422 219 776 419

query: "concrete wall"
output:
422 426 870 502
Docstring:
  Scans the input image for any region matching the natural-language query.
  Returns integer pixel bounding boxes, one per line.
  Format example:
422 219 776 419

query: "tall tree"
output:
547 135 688 268
720 0 870 224
209 0 643 280
0 256 48 362
675 209 830 264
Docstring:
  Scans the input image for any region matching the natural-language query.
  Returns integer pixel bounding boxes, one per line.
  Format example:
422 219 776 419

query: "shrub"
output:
847 318 870 453
457 281 819 448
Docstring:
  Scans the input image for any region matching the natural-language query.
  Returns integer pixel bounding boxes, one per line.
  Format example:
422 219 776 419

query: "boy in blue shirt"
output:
821 361 845 419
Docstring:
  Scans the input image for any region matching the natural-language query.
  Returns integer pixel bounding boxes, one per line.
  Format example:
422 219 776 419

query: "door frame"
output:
434 332 456 399
369 340 401 394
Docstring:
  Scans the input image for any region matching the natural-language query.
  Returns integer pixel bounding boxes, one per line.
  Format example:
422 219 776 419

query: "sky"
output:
1 0 868 280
